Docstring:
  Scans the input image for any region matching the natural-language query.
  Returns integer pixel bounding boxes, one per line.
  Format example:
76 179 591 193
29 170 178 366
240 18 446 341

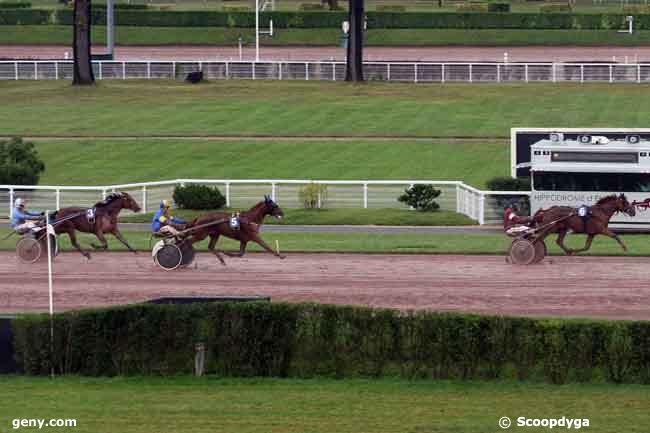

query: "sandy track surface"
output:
1 252 648 320
2 45 650 62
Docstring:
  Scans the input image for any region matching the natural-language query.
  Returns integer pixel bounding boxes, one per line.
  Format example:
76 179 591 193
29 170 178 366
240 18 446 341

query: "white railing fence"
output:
1 179 530 225
2 60 650 83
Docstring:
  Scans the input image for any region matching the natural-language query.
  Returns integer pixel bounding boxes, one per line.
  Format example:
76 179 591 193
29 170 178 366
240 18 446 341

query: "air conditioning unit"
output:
626 135 641 144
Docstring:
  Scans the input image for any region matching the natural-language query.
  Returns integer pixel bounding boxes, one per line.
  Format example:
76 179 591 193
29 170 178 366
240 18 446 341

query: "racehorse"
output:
51 192 141 259
534 193 636 255
184 195 285 265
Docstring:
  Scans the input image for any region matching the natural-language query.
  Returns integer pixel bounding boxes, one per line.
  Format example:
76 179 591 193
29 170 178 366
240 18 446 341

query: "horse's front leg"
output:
91 230 109 251
110 229 137 253
555 230 575 255
207 235 226 265
251 235 285 259
66 229 91 259
603 229 628 252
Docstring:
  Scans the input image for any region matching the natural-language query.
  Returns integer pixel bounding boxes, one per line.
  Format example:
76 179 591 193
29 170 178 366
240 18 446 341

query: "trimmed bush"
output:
376 5 406 12
0 2 30 8
457 3 488 12
299 3 325 11
487 2 510 12
172 184 226 210
398 184 441 212
486 176 530 191
11 302 650 384
92 3 149 10
540 4 572 13
0 137 45 185
298 182 328 209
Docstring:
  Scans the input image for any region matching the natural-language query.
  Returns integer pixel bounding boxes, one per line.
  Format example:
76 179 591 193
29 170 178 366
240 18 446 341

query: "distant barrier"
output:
1 179 530 225
2 60 650 83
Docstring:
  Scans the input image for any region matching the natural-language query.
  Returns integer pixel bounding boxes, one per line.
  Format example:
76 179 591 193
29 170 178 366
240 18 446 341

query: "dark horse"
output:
535 193 636 255
184 195 285 265
51 192 141 259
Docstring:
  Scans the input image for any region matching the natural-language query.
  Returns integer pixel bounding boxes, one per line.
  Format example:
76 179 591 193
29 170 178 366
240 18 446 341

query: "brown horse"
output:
51 192 141 259
184 195 285 265
534 193 636 255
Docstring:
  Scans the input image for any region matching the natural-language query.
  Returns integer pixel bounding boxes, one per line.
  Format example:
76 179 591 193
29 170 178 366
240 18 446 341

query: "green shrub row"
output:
91 3 149 10
1 9 649 29
12 302 650 384
0 2 30 8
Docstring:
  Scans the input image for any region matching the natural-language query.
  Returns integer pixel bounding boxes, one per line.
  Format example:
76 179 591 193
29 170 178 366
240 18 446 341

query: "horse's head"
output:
263 195 284 220
617 193 636 217
118 192 141 213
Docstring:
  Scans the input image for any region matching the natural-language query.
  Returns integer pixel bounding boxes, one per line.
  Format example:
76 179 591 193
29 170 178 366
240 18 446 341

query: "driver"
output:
11 198 44 234
503 203 537 236
151 200 186 237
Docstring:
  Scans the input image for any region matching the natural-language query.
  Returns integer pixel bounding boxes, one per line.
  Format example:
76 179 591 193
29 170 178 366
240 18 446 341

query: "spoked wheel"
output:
16 237 42 263
37 234 59 260
532 240 547 264
178 240 195 267
509 239 536 265
155 244 183 271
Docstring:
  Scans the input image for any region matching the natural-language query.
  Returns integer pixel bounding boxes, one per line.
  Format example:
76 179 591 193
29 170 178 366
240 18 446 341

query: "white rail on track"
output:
2 60 650 83
1 179 530 225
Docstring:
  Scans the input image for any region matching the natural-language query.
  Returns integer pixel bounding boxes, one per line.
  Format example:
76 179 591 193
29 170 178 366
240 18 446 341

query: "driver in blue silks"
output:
152 200 186 236
11 198 44 234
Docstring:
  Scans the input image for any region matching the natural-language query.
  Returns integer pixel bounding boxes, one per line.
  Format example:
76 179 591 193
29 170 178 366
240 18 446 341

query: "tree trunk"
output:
73 0 95 85
345 0 364 82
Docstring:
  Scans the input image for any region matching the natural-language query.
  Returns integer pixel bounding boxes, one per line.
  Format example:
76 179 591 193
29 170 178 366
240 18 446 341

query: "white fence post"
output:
363 183 368 209
332 62 336 81
55 189 60 211
414 63 418 83
122 61 126 80
525 64 529 83
638 64 642 83
305 62 309 80
469 63 472 83
55 62 59 80
98 62 103 80
14 62 18 80
225 182 231 207
609 64 613 83
147 61 151 79
478 193 486 225
173 61 177 79
387 63 391 81
552 63 556 83
102 189 107 200
271 182 276 202
142 186 147 214
497 64 500 83
279 62 283 80
252 62 256 80
441 64 445 84
9 188 14 219
580 65 584 83
456 184 461 213
34 62 37 80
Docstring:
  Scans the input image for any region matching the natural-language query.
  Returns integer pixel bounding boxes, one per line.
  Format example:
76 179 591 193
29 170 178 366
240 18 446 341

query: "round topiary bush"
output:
173 184 226 210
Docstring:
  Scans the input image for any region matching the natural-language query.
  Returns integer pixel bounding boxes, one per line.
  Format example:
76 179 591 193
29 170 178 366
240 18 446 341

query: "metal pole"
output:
9 188 14 219
45 210 54 378
107 0 114 58
142 186 147 214
363 183 368 209
255 0 260 62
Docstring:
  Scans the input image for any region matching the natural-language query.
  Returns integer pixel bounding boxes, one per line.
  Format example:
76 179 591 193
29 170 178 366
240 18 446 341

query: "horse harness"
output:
576 205 590 231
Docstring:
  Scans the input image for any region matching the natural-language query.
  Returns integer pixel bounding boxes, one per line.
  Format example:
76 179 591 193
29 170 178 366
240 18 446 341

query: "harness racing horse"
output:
534 194 636 256
184 195 285 265
51 192 141 259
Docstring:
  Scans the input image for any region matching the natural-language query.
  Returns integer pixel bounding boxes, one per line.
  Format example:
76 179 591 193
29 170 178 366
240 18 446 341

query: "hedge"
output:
12 302 650 384
0 2 30 8
1 9 649 30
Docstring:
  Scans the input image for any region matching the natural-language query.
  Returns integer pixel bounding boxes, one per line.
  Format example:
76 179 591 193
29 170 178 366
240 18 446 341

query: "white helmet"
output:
14 198 25 208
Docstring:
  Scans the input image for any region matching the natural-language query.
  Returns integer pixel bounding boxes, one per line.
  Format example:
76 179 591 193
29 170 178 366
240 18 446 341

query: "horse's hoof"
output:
279 255 287 260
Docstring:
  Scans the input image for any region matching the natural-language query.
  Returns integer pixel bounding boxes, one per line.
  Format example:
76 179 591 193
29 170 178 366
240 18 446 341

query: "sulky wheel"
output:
178 240 195 267
16 237 42 264
38 234 59 260
155 244 183 271
532 240 547 264
509 238 536 265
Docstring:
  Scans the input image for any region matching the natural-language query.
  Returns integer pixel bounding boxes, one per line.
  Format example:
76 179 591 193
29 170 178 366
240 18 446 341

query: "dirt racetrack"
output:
1 252 649 320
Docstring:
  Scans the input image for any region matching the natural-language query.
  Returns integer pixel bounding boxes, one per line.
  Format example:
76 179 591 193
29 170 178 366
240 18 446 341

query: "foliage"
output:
398 184 441 212
0 137 45 185
12 302 650 384
486 176 531 191
3 9 649 30
457 3 488 12
487 2 510 12
376 5 406 12
298 182 328 209
299 3 325 11
540 4 572 13
0 2 30 8
172 184 226 210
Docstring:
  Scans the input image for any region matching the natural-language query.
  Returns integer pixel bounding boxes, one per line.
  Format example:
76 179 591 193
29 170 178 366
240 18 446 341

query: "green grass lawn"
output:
120 208 478 226
2 81 650 139
32 138 507 187
3 26 650 46
0 376 647 433
2 228 648 255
